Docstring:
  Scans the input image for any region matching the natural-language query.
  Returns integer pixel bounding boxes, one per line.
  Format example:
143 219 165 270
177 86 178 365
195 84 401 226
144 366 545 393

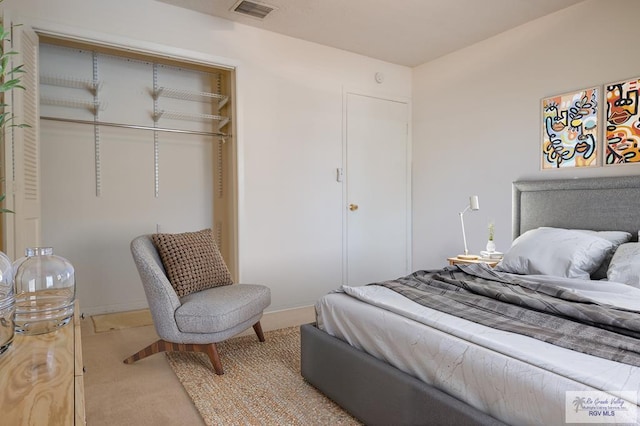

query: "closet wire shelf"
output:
40 74 102 95
153 86 229 109
153 110 230 130
40 76 230 137
40 96 106 114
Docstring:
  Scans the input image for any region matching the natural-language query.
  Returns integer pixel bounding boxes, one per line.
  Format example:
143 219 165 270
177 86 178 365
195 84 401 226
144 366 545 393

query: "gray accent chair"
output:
124 234 271 375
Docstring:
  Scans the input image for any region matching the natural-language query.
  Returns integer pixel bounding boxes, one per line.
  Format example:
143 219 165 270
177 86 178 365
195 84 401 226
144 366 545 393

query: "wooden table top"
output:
0 309 78 425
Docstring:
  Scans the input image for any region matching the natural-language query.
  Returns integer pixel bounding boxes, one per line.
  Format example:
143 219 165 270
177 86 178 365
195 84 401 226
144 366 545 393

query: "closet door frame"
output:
2 14 41 260
5 19 241 278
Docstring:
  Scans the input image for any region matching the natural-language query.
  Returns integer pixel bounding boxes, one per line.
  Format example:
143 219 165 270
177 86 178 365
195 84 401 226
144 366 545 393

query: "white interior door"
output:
345 92 410 286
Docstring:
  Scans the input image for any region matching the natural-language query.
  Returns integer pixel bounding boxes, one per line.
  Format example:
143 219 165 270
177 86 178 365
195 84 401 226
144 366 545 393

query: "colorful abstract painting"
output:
542 87 598 169
605 77 640 165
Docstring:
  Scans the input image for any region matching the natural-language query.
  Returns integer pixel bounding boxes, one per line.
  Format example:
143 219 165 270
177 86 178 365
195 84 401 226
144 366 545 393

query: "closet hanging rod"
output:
40 116 229 138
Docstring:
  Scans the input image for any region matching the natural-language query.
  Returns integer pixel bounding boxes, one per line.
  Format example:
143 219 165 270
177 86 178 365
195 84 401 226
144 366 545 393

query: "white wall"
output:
412 0 640 269
3 0 412 313
14 0 630 314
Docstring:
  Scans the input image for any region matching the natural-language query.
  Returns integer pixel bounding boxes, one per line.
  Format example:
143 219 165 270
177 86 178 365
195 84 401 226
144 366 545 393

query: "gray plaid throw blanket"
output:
374 264 640 367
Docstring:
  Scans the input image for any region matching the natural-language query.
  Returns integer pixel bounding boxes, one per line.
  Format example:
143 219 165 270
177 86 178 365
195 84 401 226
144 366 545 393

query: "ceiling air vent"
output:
231 0 276 20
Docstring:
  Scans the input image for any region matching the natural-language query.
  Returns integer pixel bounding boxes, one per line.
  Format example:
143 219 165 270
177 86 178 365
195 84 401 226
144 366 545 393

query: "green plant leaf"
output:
10 64 25 74
0 79 25 92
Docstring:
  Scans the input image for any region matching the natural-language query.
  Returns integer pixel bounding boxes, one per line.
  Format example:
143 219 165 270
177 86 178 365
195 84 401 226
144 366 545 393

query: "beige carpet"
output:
91 309 154 333
82 322 205 425
166 327 361 425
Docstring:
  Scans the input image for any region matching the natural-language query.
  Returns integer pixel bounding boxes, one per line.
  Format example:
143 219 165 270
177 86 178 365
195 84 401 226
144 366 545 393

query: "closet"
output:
37 36 236 314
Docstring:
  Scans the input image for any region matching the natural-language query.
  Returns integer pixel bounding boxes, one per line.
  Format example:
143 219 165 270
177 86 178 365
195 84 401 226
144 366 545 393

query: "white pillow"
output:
575 229 632 279
607 243 640 288
496 227 615 279
577 230 632 246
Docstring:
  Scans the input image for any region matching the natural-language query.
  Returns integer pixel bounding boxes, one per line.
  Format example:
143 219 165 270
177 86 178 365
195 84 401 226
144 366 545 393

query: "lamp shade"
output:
470 195 479 211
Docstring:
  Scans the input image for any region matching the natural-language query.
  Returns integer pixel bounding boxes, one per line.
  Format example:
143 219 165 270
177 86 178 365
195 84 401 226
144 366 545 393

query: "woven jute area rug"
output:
166 327 360 425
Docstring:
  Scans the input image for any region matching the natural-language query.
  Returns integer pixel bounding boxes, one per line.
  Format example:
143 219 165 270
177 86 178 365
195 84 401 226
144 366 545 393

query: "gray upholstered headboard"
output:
512 175 640 242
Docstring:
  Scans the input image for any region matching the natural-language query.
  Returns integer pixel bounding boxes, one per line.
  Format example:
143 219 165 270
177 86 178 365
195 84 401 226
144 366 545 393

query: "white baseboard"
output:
80 300 149 316
238 305 316 336
85 304 316 334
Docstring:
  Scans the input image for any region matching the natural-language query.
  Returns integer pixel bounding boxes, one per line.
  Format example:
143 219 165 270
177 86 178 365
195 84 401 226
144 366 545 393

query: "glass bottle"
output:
14 247 75 335
0 251 14 353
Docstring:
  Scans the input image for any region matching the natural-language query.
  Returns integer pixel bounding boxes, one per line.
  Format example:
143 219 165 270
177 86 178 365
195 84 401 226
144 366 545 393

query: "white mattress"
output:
316 285 640 425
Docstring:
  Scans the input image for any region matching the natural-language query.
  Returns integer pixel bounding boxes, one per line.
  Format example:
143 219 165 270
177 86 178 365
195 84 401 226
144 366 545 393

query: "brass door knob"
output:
349 204 359 211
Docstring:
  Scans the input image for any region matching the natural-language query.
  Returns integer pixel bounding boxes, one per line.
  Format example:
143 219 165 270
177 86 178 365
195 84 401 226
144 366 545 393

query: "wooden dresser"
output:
0 302 85 425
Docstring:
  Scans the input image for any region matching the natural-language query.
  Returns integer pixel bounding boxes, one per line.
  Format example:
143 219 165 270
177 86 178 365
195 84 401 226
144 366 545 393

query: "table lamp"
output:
458 195 479 260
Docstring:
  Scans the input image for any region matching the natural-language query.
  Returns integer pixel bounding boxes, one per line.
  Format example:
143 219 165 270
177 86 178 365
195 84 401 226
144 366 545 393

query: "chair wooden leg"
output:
123 339 225 375
204 343 223 375
253 321 265 342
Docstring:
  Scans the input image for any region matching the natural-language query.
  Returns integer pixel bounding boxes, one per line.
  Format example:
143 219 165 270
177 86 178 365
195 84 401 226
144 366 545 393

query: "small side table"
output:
447 256 500 268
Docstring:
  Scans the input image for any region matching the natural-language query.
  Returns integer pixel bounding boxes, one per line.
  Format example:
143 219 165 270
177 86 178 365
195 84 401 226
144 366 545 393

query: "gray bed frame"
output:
301 175 640 426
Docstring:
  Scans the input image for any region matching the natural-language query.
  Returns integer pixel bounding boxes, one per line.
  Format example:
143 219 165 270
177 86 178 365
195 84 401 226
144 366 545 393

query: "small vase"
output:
486 240 496 253
0 251 14 354
14 247 75 335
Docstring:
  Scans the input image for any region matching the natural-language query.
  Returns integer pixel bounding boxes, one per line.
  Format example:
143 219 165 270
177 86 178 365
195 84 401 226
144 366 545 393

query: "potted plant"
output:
486 222 496 253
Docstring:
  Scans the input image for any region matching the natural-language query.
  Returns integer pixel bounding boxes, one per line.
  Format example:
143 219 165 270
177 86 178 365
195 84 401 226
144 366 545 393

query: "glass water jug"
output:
14 247 75 335
0 251 13 353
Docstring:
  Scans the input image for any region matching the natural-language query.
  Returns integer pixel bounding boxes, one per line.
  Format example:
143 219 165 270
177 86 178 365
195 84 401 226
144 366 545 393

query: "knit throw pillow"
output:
151 229 232 297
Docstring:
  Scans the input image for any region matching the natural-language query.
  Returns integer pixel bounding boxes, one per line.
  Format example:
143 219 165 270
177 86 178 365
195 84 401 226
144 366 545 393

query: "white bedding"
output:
316 278 640 425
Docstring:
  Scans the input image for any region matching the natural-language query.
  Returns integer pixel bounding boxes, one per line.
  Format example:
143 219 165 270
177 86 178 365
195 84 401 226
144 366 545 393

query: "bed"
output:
300 175 640 426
